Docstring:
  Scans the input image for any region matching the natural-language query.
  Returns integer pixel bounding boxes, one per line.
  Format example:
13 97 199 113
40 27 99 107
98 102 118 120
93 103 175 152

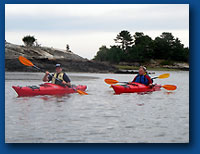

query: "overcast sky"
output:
5 4 189 59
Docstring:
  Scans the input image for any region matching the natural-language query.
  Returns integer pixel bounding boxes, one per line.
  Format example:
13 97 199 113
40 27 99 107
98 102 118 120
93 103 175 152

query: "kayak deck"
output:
111 82 161 94
12 83 87 97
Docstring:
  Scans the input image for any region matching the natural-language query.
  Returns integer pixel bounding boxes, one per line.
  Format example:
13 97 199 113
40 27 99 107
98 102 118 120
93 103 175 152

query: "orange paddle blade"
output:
104 79 119 85
76 90 88 95
158 73 170 79
19 56 34 66
162 85 177 90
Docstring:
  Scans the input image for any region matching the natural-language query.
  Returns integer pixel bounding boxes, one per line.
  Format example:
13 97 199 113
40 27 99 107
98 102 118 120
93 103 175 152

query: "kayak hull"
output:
12 83 87 97
111 82 161 94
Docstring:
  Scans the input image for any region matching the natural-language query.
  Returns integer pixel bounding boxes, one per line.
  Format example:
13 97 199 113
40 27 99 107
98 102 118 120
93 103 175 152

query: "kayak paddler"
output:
132 66 153 86
43 64 71 87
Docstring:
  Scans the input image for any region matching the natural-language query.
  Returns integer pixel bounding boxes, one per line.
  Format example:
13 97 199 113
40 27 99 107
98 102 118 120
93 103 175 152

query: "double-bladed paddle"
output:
104 73 170 85
104 76 177 91
18 56 88 95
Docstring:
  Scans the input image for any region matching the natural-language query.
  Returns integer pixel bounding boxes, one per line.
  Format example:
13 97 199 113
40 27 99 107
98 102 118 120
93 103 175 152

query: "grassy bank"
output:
115 65 185 71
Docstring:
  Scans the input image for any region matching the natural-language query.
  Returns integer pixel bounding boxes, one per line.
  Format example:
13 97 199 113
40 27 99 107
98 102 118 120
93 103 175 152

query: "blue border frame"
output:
1 0 199 154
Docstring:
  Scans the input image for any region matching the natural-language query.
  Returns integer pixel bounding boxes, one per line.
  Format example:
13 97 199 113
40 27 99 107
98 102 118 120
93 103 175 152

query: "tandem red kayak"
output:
12 83 87 97
111 82 161 94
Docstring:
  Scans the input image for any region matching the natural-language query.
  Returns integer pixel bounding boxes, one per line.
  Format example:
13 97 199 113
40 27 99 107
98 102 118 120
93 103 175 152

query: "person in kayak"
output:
43 64 71 87
132 66 153 86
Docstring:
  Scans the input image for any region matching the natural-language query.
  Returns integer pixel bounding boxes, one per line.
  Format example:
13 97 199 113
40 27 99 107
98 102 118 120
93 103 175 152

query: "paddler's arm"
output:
62 73 71 87
132 75 138 82
145 75 153 87
43 71 50 82
62 81 71 87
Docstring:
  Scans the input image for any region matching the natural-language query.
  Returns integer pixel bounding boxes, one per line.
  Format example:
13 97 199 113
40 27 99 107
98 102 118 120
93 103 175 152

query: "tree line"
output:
93 30 189 64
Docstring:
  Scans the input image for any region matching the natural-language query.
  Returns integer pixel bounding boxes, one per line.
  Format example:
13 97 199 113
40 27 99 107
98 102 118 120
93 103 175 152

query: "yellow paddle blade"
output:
162 85 177 90
19 56 34 66
76 90 88 95
158 73 170 79
104 79 119 85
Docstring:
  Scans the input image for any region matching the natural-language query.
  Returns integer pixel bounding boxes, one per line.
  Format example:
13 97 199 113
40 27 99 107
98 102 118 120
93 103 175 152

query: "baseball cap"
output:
56 64 61 67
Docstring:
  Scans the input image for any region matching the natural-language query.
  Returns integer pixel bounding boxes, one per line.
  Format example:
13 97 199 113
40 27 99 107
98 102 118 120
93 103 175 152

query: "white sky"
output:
5 4 189 59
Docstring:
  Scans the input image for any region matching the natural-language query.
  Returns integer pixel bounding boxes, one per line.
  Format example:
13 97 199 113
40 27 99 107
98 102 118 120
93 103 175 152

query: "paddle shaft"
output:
33 65 42 71
118 82 138 86
32 65 64 85
151 77 158 80
118 77 156 82
119 73 169 84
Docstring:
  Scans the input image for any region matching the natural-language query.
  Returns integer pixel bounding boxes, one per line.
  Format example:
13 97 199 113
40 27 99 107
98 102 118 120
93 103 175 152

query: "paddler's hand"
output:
45 71 50 75
43 71 50 82
149 83 153 88
62 81 67 85
62 81 71 87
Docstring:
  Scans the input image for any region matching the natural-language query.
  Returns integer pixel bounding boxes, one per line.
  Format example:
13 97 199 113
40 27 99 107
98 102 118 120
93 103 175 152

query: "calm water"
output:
5 71 189 143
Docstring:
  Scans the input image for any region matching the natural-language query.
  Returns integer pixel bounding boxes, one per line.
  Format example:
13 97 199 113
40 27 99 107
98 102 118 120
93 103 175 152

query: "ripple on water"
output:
5 72 189 143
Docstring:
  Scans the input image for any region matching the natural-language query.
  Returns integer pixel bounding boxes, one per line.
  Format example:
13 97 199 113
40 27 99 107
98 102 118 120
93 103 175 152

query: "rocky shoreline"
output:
5 42 117 73
5 42 189 73
116 60 189 72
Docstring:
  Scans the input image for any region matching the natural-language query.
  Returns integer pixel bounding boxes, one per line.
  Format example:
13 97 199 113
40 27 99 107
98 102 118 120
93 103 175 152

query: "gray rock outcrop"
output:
5 42 117 72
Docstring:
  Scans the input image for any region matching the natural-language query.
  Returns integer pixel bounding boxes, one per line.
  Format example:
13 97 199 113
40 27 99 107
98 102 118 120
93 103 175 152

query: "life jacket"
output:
134 73 150 86
52 72 64 84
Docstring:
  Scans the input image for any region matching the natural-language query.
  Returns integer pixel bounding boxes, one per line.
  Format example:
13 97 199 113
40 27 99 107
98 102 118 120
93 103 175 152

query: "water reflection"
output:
136 103 145 106
164 91 175 95
40 94 72 103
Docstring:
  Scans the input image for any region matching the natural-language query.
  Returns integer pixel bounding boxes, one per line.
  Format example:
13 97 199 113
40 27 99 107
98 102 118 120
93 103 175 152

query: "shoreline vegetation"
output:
116 65 189 72
5 31 189 73
93 31 189 73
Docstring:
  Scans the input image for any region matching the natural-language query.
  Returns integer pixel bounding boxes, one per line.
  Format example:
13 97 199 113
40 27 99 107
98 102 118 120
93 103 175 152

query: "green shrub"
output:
160 60 174 66
22 35 36 47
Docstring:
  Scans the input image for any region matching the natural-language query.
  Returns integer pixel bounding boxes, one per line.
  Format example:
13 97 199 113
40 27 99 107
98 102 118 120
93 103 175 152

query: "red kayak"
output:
111 82 161 94
12 83 87 97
